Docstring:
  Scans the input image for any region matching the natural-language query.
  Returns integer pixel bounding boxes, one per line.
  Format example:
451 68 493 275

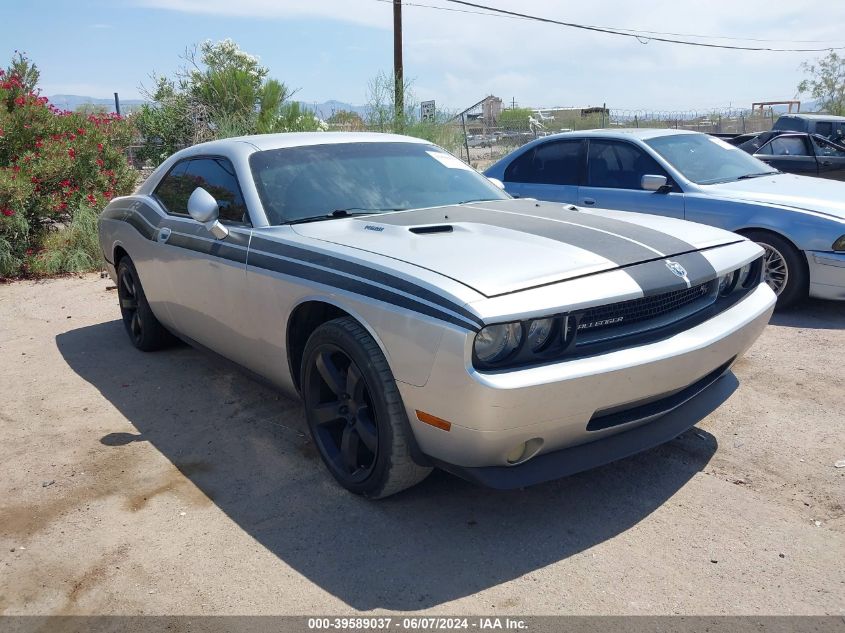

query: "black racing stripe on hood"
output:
624 252 718 297
550 211 701 257
372 206 662 265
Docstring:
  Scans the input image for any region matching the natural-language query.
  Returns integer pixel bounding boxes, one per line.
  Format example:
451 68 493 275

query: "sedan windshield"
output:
249 141 509 225
645 134 779 185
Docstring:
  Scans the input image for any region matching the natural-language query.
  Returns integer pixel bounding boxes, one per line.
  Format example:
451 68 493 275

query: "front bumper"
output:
807 250 845 301
431 371 738 489
398 283 775 473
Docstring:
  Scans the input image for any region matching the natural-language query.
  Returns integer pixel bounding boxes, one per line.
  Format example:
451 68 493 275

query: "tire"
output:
116 257 175 351
744 230 808 309
301 317 432 498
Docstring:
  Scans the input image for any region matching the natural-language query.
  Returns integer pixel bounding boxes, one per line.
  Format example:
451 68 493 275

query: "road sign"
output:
421 100 435 122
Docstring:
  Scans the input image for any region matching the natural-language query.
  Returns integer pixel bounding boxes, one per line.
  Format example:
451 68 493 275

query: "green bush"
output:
0 53 136 277
28 205 102 275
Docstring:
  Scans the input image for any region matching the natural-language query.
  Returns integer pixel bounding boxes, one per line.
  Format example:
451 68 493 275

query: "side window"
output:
815 122 833 138
184 158 250 224
504 140 582 185
768 137 810 156
154 161 192 215
503 148 536 183
812 136 845 157
587 140 668 190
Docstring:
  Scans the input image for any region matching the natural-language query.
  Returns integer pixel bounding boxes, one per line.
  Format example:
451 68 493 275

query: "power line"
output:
374 0 844 44
439 0 845 51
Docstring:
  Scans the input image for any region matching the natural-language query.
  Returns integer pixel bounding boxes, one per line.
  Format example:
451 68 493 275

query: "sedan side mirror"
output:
188 187 229 239
641 174 670 192
487 177 506 190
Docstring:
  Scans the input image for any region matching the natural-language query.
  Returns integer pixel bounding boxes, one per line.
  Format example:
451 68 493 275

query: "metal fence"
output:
451 104 779 171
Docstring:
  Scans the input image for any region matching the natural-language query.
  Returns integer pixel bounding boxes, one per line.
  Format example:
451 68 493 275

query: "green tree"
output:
498 107 533 131
798 51 845 116
327 109 364 130
135 39 322 164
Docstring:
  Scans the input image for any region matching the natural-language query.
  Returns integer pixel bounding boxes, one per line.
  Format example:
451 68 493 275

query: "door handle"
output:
157 227 172 243
582 198 596 205
820 160 831 166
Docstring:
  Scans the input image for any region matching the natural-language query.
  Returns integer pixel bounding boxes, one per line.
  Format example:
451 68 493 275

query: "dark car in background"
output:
734 132 845 181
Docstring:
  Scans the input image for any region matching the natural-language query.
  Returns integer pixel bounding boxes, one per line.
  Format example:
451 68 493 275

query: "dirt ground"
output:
0 274 843 616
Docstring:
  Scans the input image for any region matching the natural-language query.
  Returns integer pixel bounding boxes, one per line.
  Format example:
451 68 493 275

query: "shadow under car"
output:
56 319 728 610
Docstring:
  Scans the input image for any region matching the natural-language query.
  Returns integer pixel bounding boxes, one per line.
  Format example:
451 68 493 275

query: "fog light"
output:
505 438 544 465
506 442 528 464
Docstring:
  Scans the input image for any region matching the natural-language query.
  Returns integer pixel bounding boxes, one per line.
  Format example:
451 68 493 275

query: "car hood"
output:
290 199 739 297
702 173 845 220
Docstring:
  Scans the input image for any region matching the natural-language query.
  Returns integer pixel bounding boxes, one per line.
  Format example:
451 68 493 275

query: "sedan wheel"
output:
744 230 808 309
301 317 432 498
758 241 789 296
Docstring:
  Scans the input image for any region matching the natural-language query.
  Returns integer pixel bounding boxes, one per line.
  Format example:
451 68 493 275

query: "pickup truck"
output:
772 113 845 142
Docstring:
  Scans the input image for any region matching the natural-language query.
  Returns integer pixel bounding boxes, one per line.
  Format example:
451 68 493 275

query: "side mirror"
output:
487 177 506 190
641 174 669 192
188 187 228 239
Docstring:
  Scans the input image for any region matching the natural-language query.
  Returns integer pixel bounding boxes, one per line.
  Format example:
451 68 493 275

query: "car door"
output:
151 156 254 366
810 135 845 181
500 139 583 203
754 135 818 176
577 139 685 219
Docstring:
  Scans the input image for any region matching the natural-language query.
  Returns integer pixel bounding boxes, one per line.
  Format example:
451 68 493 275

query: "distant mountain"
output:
45 94 367 120
298 100 369 120
47 94 147 112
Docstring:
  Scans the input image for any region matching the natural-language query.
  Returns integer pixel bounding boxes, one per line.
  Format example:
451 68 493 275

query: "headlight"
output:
834 235 845 251
718 270 738 296
737 262 753 287
526 318 554 352
474 322 523 364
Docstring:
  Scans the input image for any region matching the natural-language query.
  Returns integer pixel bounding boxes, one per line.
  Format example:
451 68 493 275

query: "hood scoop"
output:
409 224 453 235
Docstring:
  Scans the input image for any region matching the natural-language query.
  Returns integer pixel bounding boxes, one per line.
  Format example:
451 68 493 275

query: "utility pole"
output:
393 0 403 127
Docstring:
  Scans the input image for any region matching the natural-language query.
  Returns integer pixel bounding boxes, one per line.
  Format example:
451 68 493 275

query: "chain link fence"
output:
451 102 779 171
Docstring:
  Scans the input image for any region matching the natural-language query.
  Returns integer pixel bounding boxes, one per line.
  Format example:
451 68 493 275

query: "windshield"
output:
645 134 778 185
249 141 509 225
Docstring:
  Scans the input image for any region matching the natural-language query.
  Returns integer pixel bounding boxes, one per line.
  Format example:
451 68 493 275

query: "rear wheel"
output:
301 317 431 498
116 257 174 351
743 230 808 309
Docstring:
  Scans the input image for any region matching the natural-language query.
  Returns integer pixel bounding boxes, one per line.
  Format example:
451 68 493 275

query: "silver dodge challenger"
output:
98 132 776 498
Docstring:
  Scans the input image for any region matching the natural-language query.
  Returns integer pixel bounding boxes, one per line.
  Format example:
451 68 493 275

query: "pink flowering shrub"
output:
0 53 136 277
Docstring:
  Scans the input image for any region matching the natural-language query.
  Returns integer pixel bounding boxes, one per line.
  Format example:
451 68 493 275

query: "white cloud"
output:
133 0 845 109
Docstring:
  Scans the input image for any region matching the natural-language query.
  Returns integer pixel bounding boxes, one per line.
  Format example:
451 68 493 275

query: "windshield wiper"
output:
457 198 498 205
737 171 780 180
287 208 401 225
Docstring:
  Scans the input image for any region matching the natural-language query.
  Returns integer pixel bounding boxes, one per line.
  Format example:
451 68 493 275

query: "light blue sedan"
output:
485 129 845 307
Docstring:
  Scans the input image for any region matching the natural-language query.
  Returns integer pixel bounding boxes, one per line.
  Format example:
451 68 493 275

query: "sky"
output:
5 0 845 112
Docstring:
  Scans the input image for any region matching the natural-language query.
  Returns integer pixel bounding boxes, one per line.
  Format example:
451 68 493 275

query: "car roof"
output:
778 113 845 121
536 128 700 141
183 131 432 154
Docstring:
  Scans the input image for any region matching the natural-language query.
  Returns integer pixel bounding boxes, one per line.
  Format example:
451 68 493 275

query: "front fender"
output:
685 195 845 252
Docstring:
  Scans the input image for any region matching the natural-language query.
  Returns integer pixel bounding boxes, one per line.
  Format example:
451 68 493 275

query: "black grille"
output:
577 282 715 335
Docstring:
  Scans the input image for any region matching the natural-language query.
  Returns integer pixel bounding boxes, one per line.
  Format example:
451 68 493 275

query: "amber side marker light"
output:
416 410 452 431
